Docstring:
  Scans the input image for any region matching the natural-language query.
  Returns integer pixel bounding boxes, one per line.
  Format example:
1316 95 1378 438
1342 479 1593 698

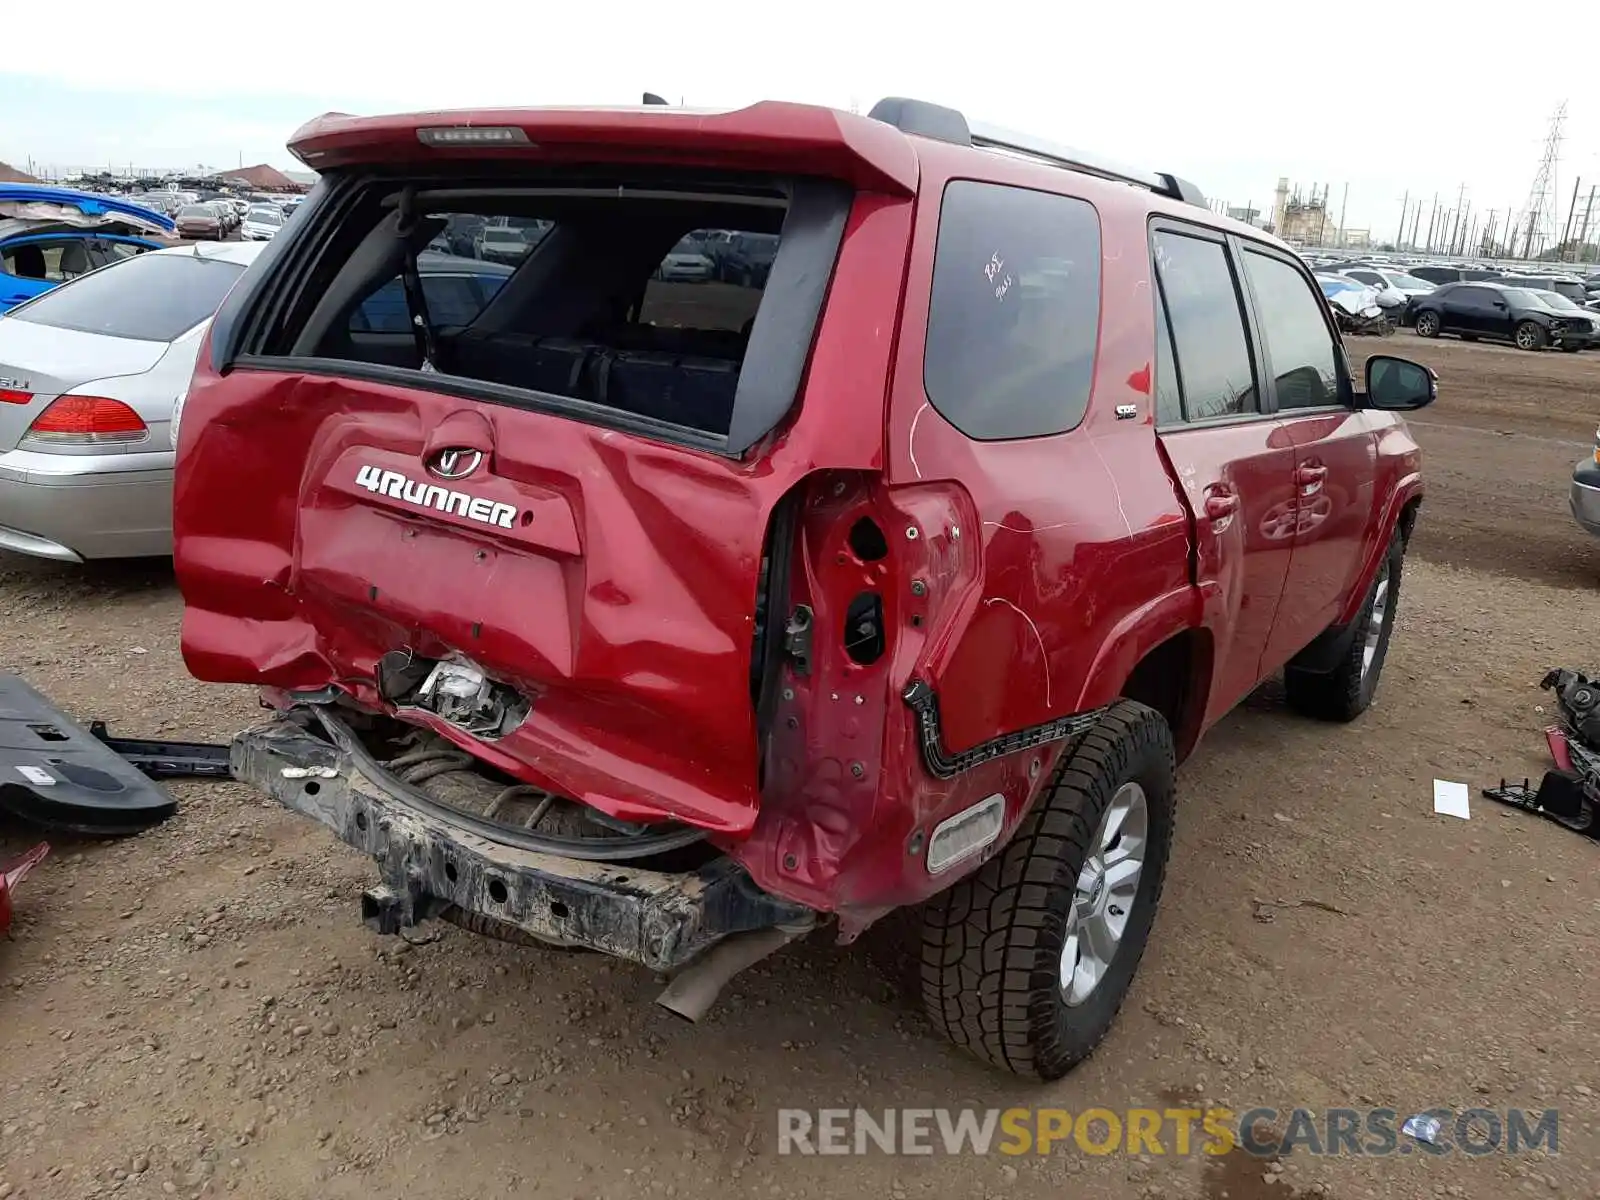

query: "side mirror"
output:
1365 355 1436 411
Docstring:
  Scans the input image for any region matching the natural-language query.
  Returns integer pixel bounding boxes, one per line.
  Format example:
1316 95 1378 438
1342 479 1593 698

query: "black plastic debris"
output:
0 674 198 835
87 722 232 780
1483 667 1600 839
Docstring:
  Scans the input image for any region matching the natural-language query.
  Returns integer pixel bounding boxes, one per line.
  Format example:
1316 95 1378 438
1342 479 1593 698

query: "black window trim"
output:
1147 216 1268 432
1230 234 1355 417
217 169 851 460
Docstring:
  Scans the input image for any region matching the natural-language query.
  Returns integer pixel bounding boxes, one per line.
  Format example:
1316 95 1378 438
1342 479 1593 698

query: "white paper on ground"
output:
1433 779 1471 820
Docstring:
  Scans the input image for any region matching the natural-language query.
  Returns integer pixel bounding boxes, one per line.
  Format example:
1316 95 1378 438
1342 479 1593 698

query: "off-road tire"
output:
1514 321 1547 351
1285 530 1404 722
1414 311 1441 338
919 701 1176 1081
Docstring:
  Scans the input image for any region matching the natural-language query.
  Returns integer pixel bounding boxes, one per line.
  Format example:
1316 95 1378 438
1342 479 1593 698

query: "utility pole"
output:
1560 177 1582 262
1482 211 1497 256
1397 190 1409 249
1336 182 1349 247
1425 195 1439 253
1446 182 1466 256
1576 184 1598 260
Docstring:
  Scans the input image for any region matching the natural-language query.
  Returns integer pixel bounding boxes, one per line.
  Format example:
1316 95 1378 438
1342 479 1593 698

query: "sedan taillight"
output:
22 396 149 445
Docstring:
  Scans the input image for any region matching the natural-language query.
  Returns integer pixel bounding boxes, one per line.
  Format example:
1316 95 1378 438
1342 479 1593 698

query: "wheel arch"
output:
1118 628 1213 765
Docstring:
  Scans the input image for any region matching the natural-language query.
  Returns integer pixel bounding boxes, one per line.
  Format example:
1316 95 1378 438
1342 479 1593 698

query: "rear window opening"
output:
245 171 850 452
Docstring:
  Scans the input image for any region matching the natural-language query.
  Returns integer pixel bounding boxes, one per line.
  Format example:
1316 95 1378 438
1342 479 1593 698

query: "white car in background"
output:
241 204 285 241
0 241 265 561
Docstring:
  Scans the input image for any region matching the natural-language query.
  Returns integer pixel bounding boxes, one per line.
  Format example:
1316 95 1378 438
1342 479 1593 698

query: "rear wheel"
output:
919 701 1175 1080
1286 530 1403 722
1514 321 1547 351
1414 310 1441 338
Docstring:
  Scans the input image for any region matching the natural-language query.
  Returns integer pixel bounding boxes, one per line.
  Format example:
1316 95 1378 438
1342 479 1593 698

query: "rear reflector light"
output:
23 396 148 445
0 389 31 405
417 126 530 147
925 793 1007 875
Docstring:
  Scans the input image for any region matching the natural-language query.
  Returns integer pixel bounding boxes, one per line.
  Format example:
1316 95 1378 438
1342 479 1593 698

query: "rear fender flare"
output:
1073 586 1207 742
1337 474 1421 627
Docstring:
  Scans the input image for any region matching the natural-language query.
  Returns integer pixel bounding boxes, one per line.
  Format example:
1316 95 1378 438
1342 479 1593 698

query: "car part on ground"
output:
0 841 50 940
87 721 232 779
1482 667 1600 837
174 93 1428 1077
0 674 182 834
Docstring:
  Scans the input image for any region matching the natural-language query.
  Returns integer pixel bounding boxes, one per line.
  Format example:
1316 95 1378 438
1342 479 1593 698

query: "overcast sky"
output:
5 3 1599 238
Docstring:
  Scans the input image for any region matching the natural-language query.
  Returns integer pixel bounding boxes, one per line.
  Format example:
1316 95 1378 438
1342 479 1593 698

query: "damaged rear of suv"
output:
176 96 1426 1079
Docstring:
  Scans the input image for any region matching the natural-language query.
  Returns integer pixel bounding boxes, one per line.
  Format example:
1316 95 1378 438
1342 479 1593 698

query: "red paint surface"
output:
175 103 1422 927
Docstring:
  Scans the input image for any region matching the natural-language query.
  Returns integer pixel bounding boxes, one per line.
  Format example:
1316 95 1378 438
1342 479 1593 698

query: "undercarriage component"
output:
408 659 529 739
656 918 815 1021
232 708 813 970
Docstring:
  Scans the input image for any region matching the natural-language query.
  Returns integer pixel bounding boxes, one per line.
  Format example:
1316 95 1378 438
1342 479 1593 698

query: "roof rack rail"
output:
866 97 1206 209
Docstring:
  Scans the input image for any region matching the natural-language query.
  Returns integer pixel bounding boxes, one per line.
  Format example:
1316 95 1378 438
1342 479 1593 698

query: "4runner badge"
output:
355 465 517 530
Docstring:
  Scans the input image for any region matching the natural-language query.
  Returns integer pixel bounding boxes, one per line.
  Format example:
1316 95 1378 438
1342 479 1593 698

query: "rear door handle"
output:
1203 490 1239 519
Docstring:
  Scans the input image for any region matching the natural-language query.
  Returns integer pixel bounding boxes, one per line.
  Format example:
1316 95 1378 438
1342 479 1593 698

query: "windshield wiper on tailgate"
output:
395 186 443 373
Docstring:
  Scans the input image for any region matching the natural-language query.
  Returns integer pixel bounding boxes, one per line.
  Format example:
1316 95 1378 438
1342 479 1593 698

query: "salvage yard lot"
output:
2 333 1598 1200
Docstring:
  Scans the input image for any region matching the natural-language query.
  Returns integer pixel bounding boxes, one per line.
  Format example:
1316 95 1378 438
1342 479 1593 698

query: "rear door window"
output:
922 181 1101 440
1151 229 1257 420
1239 249 1343 411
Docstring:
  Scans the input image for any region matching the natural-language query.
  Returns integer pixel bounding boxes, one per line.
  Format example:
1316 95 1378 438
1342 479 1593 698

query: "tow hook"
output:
360 885 411 935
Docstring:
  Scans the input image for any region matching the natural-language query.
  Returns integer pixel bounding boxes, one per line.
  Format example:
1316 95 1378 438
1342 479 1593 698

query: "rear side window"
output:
243 175 850 452
1151 230 1256 421
11 253 244 341
923 181 1101 440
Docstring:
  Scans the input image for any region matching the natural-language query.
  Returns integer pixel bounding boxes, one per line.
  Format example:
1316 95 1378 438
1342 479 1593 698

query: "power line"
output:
1519 102 1566 260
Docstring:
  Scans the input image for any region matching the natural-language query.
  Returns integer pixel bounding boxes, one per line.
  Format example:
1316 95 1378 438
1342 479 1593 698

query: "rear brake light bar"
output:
22 396 149 445
0 389 30 405
416 126 531 147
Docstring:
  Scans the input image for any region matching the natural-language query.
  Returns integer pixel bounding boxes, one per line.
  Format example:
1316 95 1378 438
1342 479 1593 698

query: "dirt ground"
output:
2 332 1598 1200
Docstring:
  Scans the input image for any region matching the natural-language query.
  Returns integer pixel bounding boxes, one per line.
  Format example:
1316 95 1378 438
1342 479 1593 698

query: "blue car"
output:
0 186 175 314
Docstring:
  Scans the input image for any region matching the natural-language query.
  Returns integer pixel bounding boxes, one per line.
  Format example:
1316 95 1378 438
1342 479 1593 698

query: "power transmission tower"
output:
1519 102 1566 260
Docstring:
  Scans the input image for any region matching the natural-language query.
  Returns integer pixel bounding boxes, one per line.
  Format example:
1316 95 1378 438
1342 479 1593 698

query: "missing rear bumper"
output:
231 711 811 971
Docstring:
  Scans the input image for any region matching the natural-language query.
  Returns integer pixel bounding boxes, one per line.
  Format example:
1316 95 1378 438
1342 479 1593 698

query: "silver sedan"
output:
0 241 264 561
1574 428 1600 540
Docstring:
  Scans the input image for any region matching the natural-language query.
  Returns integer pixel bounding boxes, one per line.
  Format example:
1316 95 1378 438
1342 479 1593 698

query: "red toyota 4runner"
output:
173 96 1430 1079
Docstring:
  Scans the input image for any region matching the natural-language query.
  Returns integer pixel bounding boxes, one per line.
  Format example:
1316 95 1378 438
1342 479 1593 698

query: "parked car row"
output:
0 185 174 314
0 238 511 562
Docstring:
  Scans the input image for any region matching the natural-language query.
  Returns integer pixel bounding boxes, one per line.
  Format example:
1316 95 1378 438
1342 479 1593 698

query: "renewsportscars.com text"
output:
776 1107 1559 1157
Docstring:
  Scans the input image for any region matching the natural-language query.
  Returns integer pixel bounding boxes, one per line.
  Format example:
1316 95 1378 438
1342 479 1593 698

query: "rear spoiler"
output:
286 102 920 196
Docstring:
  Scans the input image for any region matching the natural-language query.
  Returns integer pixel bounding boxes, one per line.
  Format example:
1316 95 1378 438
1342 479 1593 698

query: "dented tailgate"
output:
179 372 794 833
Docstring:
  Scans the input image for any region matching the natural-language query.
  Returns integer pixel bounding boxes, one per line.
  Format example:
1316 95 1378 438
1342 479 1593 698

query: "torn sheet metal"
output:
0 842 49 939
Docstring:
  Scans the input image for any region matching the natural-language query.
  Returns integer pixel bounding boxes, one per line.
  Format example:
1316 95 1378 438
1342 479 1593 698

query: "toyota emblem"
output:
427 448 483 480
